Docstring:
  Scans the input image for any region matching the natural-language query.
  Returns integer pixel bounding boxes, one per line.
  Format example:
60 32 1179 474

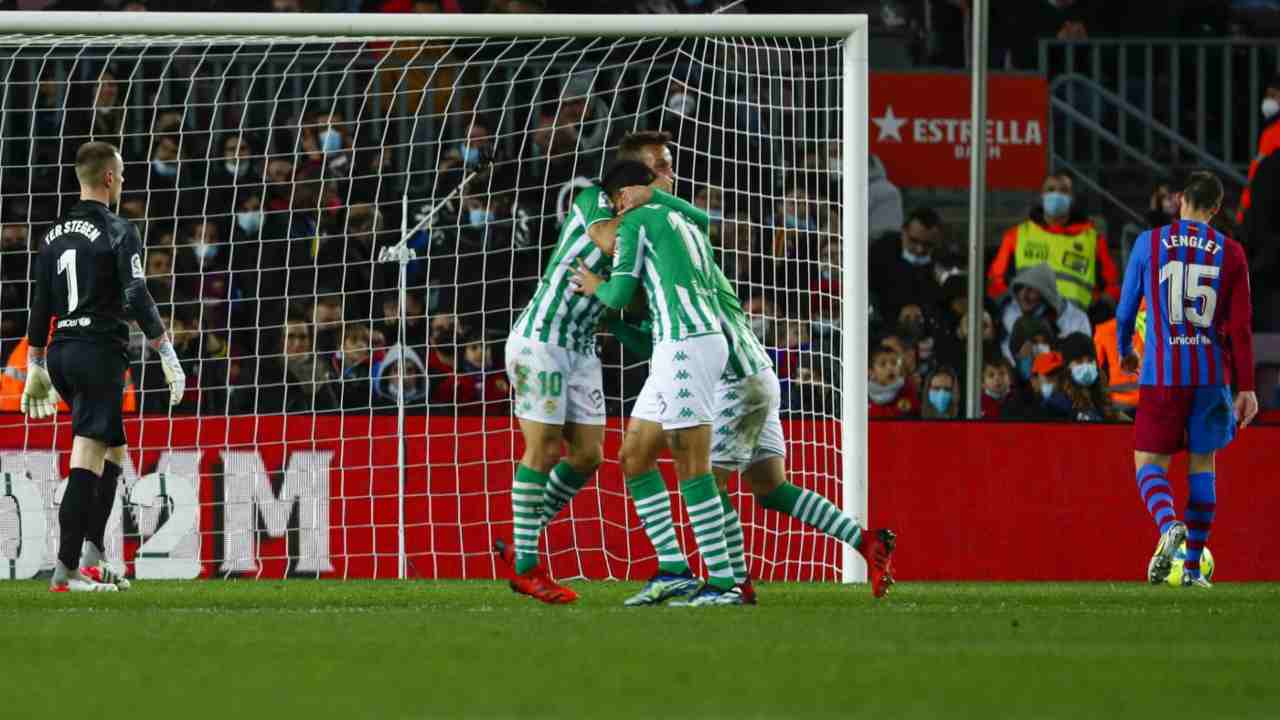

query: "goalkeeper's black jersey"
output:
27 200 153 351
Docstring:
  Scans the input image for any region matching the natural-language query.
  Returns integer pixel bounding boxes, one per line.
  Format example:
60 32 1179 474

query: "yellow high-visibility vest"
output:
1013 220 1097 307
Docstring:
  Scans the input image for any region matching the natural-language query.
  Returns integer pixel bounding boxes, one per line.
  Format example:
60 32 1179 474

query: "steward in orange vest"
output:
988 173 1120 308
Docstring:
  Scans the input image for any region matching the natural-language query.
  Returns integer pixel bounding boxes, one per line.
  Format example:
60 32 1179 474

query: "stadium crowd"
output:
0 0 1270 423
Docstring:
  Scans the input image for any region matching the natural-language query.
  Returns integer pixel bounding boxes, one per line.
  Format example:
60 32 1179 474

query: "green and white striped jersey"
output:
512 184 613 355
612 204 721 343
709 263 773 382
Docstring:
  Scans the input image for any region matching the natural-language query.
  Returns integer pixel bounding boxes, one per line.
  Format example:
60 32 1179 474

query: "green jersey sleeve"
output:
651 189 710 232
607 315 654 358
594 215 644 310
575 185 615 229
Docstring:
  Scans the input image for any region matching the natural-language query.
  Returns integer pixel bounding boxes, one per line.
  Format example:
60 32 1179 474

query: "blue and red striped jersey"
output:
1116 220 1255 390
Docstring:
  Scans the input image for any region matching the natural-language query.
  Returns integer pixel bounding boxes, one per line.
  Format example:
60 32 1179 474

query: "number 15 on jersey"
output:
1159 260 1219 328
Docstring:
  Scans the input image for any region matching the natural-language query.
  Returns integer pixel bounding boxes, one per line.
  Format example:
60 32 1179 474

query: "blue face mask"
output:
1071 361 1099 386
237 210 262 235
1017 356 1034 380
460 144 481 167
1039 381 1056 401
319 128 342 154
901 248 931 266
152 159 177 177
783 214 813 231
467 208 494 227
928 388 953 414
1042 191 1071 218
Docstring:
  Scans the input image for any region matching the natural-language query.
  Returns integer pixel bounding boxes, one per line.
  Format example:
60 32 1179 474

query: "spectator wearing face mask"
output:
1000 262 1092 366
979 355 1015 419
869 206 945 326
868 344 918 419
1059 331 1124 422
1005 350 1072 421
1237 73 1280 329
206 133 259 217
920 365 960 420
987 172 1120 311
1006 313 1056 385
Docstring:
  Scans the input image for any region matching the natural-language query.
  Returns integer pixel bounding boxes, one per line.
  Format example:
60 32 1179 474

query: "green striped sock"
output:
627 470 689 576
720 488 749 585
760 482 863 548
680 474 735 591
540 461 588 529
511 464 549 575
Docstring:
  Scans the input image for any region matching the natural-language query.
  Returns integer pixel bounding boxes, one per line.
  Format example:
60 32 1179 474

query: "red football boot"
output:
738 579 758 605
856 528 897 599
510 569 579 604
493 538 516 571
494 538 577 604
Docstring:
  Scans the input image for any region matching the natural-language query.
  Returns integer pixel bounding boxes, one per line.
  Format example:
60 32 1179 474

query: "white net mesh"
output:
0 30 854 582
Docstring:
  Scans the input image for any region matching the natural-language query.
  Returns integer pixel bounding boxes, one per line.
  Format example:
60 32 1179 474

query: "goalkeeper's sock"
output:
1137 464 1177 535
719 488 750 585
680 474 736 591
82 460 122 567
540 461 590 528
511 464 549 575
58 468 97 572
759 482 863 548
626 470 689 576
1183 472 1216 580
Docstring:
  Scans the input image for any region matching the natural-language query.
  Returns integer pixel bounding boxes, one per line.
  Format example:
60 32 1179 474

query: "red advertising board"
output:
870 72 1049 191
3 414 1277 582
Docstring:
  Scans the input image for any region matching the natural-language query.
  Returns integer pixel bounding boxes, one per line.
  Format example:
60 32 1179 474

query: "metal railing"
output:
1040 37 1279 178
1046 74 1248 254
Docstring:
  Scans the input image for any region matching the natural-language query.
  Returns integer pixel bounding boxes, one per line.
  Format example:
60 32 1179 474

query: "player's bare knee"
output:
568 443 604 475
745 457 786 499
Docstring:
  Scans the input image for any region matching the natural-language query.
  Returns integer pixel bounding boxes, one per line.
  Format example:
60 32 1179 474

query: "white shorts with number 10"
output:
505 335 605 426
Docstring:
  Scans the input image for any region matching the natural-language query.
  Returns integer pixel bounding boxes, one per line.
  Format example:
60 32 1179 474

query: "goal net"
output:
0 13 867 583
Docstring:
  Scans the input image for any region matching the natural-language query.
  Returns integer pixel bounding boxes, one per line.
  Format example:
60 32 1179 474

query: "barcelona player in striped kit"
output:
1116 171 1258 588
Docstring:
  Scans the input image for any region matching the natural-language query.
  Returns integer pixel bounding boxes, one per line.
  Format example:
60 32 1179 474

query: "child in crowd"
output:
868 344 919 418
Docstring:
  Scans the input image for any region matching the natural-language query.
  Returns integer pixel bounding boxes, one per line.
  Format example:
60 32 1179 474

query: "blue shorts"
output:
1135 385 1237 455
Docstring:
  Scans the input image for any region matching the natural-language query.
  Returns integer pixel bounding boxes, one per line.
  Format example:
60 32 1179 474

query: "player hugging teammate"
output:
21 142 186 593
498 130 895 605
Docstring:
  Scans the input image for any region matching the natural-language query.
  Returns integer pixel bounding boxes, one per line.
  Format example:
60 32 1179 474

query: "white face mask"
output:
1263 97 1280 119
225 160 246 176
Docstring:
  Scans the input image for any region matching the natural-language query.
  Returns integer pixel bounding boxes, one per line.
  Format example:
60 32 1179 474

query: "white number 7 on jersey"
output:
1159 259 1219 328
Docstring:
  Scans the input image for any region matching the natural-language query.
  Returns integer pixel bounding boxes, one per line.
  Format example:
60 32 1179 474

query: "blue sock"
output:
1184 472 1216 579
1137 464 1177 535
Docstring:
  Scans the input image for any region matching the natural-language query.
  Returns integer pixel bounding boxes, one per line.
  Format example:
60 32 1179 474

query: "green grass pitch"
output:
2 581 1278 719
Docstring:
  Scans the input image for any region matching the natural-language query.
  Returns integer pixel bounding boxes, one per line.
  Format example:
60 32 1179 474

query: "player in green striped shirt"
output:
573 160 735 606
497 133 675 604
590 159 897 601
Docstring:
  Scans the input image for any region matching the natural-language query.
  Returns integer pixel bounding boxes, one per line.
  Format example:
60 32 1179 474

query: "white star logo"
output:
872 106 908 143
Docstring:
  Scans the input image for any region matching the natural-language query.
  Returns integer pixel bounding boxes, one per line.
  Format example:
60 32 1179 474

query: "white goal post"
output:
0 12 868 583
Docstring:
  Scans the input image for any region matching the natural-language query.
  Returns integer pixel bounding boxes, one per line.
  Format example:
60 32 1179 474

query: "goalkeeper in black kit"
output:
22 141 186 593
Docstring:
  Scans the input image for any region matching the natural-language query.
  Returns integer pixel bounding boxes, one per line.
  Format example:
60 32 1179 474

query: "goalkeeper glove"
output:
20 358 60 420
154 339 187 407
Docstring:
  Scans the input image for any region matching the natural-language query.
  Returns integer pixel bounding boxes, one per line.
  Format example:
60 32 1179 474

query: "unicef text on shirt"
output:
1168 335 1211 346
912 119 1043 158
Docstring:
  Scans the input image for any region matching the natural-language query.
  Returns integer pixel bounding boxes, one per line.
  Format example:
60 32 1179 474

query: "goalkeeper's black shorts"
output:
47 339 128 447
